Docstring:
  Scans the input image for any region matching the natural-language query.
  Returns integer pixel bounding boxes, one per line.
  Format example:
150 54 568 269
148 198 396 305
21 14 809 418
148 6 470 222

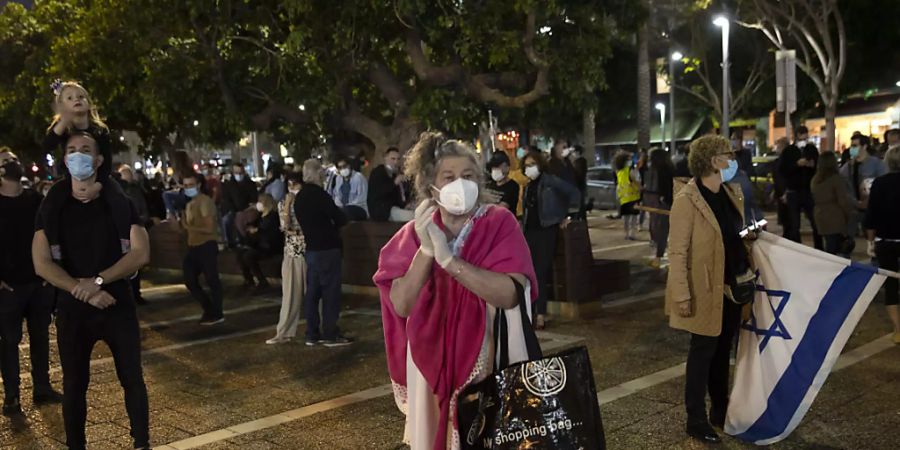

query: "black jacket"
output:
293 184 348 252
221 178 258 214
367 165 404 222
779 143 819 192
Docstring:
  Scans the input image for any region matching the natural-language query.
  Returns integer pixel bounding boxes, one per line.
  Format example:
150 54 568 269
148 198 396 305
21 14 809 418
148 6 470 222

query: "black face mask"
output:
1 161 24 181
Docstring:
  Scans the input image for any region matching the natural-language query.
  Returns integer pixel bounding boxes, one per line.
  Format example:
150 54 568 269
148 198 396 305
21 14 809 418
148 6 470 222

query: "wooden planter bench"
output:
148 218 629 314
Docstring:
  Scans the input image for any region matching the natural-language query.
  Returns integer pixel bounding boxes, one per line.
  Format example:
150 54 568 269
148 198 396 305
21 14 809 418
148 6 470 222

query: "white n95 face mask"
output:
432 178 479 215
524 165 540 180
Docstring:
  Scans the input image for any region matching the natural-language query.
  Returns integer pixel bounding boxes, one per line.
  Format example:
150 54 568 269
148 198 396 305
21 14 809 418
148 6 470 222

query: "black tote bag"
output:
457 278 606 449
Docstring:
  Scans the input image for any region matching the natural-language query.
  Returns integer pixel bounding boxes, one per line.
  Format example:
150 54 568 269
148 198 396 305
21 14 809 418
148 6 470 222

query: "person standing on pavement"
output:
643 148 674 269
118 165 150 305
613 150 642 240
328 156 369 221
548 138 577 186
31 132 151 450
266 173 307 344
0 147 64 418
864 147 900 344
771 137 789 231
779 126 823 249
521 150 581 330
812 152 855 255
840 134 887 238
294 159 352 347
181 172 225 325
374 131 538 450
666 135 755 444
221 161 258 248
368 147 414 222
485 151 521 214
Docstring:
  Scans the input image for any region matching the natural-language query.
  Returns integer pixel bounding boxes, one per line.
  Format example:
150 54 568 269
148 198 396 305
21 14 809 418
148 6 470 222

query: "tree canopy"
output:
1 0 628 162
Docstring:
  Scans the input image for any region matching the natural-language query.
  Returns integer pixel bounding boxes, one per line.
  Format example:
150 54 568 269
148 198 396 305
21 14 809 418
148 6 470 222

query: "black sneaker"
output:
686 423 721 444
200 316 225 326
321 336 354 348
33 389 64 405
304 338 320 347
2 399 23 417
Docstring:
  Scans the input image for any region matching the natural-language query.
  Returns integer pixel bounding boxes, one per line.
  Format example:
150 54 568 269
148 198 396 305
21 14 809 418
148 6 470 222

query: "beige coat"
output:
666 179 749 337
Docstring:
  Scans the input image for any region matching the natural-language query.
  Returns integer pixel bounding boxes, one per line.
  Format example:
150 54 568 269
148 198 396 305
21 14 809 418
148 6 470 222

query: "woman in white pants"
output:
266 172 307 344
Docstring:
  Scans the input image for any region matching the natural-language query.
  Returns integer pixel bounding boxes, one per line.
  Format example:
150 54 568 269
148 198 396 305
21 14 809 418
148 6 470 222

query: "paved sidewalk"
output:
1 213 897 449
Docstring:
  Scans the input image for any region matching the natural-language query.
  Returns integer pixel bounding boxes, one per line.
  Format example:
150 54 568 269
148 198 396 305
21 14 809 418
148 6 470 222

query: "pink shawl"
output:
373 205 537 449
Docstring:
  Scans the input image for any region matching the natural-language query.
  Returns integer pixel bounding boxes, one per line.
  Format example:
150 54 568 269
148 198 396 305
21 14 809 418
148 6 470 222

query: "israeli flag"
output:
725 231 893 444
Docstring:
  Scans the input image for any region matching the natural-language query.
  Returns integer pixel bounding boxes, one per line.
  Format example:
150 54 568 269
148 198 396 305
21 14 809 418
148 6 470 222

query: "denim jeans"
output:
304 249 343 340
162 190 187 216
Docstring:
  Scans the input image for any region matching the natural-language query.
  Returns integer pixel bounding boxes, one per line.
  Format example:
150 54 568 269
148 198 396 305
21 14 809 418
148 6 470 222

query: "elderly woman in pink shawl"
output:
374 132 538 449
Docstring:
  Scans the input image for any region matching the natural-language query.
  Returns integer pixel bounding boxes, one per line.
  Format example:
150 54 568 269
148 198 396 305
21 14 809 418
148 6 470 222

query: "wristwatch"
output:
93 275 105 287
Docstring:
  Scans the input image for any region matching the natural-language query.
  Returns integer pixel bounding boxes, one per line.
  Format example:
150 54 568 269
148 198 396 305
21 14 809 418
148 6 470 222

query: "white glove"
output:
427 223 454 268
414 200 436 257
867 241 876 258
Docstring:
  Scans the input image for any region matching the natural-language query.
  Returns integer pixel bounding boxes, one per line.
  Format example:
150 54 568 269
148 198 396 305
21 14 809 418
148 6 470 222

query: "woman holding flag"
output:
666 135 756 444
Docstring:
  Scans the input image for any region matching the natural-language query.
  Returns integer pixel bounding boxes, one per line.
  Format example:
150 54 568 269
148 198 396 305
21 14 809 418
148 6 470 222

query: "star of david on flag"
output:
741 276 792 353
725 232 898 445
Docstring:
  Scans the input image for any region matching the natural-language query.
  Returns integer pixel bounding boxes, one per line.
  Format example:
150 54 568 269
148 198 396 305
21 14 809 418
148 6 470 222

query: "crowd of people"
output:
2 79 899 450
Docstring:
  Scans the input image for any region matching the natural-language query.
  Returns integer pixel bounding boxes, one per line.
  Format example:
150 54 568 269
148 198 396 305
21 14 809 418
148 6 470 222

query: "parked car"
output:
751 155 778 210
586 165 618 211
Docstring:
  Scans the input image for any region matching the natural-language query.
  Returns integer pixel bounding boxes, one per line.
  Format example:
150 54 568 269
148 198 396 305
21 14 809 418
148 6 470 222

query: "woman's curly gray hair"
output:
403 131 484 201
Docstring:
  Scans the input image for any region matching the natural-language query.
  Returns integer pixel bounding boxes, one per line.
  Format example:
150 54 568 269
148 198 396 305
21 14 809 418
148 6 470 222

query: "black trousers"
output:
876 241 900 306
524 225 559 315
0 282 55 403
685 298 743 426
784 190 823 250
131 271 143 302
56 300 149 449
237 247 274 285
183 241 224 319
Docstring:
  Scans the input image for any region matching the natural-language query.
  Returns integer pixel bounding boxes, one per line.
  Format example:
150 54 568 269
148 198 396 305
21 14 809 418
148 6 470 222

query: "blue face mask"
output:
848 146 860 159
65 152 95 180
184 186 199 198
720 159 738 183
516 148 527 160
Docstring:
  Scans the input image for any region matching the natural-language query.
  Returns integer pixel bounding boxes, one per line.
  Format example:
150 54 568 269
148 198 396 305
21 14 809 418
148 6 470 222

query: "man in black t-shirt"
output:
0 147 63 418
32 132 151 450
485 151 521 214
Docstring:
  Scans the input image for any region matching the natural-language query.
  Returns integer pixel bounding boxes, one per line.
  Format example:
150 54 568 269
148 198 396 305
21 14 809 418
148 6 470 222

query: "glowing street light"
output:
655 103 666 149
668 51 684 152
298 104 306 111
193 120 199 127
714 15 731 140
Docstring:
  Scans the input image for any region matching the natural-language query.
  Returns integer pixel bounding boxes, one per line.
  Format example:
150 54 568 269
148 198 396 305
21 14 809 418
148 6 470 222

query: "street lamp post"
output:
669 51 683 152
655 103 666 150
714 16 731 141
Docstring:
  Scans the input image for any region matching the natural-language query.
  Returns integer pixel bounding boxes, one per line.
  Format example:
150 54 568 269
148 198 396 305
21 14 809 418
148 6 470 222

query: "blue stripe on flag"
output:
735 265 873 443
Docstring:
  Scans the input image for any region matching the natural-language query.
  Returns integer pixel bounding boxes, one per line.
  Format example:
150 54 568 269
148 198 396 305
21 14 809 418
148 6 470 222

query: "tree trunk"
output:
636 23 652 150
823 100 837 153
583 108 596 166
